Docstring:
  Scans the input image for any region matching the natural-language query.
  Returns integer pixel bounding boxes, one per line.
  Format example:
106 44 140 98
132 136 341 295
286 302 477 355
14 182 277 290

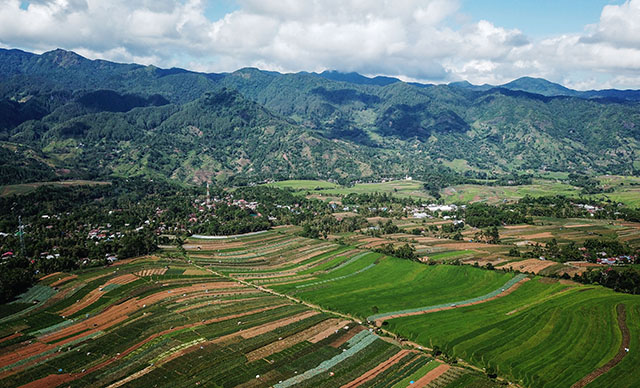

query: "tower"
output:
18 216 26 258
206 182 211 205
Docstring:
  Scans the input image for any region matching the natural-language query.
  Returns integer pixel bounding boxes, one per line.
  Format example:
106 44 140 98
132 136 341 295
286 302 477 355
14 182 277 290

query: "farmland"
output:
0 243 496 388
2 218 640 387
181 229 640 387
263 176 640 208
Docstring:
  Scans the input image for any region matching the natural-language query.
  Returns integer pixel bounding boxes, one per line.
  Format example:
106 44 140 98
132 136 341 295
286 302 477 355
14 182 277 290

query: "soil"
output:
246 318 344 362
14 303 290 388
329 326 366 348
135 268 167 277
59 273 139 316
497 259 557 274
308 320 352 344
412 364 451 388
340 349 413 388
240 311 319 339
49 275 78 287
39 272 62 281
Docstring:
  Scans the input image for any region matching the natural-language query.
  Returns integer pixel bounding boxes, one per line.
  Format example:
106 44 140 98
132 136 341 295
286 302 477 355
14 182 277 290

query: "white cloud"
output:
0 0 640 89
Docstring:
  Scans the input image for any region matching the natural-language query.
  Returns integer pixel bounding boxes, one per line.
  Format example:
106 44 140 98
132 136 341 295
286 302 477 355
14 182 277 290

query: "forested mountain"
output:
1 48 640 186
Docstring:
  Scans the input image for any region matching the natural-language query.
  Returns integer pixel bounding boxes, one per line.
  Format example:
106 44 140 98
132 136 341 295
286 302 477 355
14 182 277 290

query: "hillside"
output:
1 48 640 186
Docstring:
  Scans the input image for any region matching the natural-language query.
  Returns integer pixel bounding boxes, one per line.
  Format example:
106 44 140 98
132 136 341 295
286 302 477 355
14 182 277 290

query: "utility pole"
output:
17 216 26 258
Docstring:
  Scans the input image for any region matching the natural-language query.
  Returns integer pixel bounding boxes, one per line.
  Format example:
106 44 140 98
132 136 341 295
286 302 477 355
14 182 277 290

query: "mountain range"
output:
1 48 639 186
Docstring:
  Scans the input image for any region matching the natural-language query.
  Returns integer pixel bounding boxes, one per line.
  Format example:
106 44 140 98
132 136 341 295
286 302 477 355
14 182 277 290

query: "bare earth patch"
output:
497 259 557 274
340 349 413 388
412 363 451 388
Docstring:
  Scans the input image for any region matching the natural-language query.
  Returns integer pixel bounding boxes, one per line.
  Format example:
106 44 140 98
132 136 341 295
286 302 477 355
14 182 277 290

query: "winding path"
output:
570 304 630 388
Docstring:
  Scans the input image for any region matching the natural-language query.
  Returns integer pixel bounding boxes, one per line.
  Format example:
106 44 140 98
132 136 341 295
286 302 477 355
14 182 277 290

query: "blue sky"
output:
2 0 640 89
460 0 624 37
202 1 624 37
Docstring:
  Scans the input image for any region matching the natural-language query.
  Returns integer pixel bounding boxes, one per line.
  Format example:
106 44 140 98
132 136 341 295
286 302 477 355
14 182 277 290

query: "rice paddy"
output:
2 226 639 387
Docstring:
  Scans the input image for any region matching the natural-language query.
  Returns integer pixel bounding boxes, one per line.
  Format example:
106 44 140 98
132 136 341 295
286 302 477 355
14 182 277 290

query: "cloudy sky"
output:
1 0 639 89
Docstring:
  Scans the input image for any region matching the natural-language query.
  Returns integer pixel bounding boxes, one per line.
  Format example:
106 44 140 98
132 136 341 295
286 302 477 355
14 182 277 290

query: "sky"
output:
0 0 639 90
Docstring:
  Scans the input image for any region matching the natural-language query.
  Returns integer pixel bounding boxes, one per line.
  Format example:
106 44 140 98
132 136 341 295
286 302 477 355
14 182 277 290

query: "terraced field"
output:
1 244 491 388
183 230 640 388
3 229 638 387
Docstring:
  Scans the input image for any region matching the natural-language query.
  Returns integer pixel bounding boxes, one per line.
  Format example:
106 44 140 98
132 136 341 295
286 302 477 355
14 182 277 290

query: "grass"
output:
0 180 110 197
392 360 441 387
0 250 453 388
273 257 515 320
386 279 637 388
428 250 475 261
267 180 340 190
441 179 580 204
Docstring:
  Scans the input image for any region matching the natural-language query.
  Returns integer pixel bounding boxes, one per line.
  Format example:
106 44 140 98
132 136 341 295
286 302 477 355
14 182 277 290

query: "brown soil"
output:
0 333 22 344
565 224 594 228
18 303 288 388
308 320 352 343
412 363 451 388
174 296 263 314
497 259 557 274
49 275 78 287
0 282 242 370
59 273 138 317
330 326 366 348
240 311 319 339
246 318 342 362
504 225 531 229
340 349 413 388
38 272 62 281
107 306 313 387
376 278 530 325
517 232 554 239
571 304 630 388
135 268 167 277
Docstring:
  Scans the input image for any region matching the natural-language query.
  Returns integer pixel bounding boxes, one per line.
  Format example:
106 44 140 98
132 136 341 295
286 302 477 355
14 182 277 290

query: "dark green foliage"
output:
2 48 640 187
575 267 640 294
0 258 34 303
462 203 532 228
374 243 417 260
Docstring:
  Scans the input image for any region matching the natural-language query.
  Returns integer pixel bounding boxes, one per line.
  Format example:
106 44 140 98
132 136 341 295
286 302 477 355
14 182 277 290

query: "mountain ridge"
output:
1 48 639 187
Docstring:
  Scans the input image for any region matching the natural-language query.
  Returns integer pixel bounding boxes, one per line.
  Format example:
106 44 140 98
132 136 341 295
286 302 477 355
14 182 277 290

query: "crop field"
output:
2 245 497 388
266 180 341 190
440 179 580 204
266 179 431 201
266 177 640 207
181 229 640 388
3 225 640 387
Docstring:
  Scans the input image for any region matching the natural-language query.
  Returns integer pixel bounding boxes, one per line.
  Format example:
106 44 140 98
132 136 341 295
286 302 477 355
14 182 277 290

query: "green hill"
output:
1 48 640 186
